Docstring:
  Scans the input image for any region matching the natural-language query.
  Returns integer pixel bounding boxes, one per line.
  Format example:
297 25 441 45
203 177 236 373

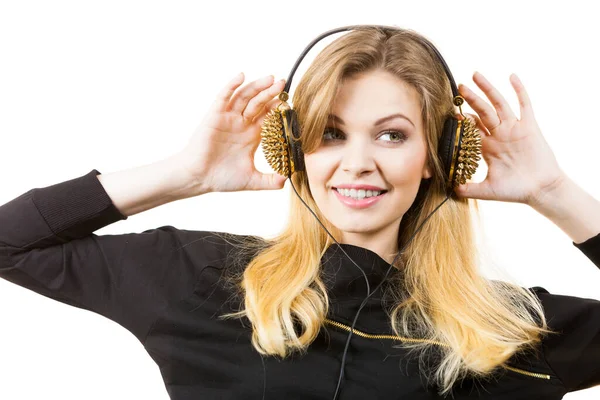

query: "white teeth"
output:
335 188 383 199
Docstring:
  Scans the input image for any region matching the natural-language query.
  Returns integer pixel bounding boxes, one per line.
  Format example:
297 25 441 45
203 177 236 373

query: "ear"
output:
422 162 433 180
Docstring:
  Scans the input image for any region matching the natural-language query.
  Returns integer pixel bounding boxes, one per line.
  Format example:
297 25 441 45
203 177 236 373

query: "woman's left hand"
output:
454 72 566 207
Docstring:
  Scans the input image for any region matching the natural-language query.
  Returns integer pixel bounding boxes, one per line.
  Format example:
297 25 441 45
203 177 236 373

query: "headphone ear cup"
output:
260 106 292 178
437 115 483 195
438 116 460 193
283 108 305 173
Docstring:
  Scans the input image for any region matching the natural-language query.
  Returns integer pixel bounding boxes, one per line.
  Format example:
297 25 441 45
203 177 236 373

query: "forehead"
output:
331 70 421 126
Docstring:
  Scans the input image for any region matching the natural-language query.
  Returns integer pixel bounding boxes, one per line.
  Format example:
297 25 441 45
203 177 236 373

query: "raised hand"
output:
455 72 566 206
178 73 288 194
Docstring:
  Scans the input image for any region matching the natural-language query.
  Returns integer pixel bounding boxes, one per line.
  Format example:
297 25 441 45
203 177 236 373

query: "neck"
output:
338 231 400 266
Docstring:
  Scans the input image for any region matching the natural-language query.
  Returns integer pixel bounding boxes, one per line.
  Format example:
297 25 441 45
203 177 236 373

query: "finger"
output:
472 71 517 122
454 180 496 201
243 79 286 121
227 75 274 114
509 73 535 121
253 97 284 125
458 83 501 133
210 72 246 113
249 171 287 191
458 113 494 163
464 112 491 136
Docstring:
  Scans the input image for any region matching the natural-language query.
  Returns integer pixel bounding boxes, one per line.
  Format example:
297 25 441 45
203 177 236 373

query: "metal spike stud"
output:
453 117 482 188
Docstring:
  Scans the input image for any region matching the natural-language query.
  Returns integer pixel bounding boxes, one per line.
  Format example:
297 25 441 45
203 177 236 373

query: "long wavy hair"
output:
218 26 556 396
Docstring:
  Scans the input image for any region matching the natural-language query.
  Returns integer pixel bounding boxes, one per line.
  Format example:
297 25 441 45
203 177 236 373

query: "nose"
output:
339 136 376 176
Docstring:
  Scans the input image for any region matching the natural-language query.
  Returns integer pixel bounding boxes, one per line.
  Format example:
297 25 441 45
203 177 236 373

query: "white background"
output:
1 0 599 398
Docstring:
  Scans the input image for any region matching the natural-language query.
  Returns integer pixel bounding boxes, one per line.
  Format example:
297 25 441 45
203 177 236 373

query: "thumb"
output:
250 171 287 191
454 180 495 201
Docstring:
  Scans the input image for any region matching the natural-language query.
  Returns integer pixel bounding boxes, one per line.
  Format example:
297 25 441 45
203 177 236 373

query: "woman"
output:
1 26 599 399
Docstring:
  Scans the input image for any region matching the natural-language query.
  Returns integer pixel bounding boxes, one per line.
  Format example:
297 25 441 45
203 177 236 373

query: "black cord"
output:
287 178 451 399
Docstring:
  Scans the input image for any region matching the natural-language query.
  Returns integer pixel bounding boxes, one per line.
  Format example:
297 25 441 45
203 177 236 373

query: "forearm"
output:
96 152 204 217
530 175 600 244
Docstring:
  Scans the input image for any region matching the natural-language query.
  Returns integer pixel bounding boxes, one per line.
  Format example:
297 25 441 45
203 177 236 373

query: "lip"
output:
332 188 387 209
333 184 386 191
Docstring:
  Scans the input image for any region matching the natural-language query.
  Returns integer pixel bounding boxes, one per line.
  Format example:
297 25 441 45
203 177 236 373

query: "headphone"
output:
259 24 482 399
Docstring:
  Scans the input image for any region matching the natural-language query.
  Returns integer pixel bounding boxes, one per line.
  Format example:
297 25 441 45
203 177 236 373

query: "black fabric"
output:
1 169 600 399
285 108 305 174
438 115 458 193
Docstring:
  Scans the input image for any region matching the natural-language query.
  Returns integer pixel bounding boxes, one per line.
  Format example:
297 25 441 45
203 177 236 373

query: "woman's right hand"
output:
177 72 288 194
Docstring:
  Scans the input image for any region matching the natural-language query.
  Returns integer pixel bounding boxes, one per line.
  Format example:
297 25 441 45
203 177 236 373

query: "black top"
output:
1 169 599 399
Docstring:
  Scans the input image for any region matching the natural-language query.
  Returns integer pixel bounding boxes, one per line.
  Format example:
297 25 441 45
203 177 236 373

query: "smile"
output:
332 188 387 209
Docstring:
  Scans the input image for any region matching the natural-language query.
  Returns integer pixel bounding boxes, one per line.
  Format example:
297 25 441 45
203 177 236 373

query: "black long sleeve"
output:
0 169 230 343
531 234 600 392
3 169 600 399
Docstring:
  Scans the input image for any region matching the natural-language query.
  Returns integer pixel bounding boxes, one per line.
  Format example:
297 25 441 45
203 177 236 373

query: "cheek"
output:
384 149 427 183
304 153 331 189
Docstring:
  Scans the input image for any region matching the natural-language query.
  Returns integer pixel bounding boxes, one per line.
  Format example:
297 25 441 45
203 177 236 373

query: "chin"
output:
330 216 384 233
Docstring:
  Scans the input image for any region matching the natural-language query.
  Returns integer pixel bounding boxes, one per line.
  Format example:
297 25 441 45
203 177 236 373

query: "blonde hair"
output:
219 26 556 396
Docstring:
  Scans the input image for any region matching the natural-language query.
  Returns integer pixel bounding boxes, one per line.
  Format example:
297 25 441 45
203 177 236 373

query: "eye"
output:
379 130 407 143
322 127 344 142
321 128 407 144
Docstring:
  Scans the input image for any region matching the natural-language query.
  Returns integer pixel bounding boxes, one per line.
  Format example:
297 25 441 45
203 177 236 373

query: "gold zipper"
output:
501 365 551 380
323 318 552 380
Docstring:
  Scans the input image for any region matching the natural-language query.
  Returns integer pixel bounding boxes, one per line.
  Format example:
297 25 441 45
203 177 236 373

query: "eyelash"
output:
322 128 407 144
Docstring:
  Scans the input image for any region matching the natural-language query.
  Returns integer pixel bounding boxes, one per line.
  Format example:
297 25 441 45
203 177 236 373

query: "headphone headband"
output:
282 24 461 105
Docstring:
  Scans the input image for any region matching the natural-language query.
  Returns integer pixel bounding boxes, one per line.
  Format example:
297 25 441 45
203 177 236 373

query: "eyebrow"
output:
327 113 415 128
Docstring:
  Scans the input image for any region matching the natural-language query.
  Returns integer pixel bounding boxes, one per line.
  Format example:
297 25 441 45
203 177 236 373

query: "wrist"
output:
167 151 211 198
528 173 570 214
528 173 600 243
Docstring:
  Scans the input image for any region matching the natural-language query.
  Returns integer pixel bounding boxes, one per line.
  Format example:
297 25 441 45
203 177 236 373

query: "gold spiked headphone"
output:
260 25 482 196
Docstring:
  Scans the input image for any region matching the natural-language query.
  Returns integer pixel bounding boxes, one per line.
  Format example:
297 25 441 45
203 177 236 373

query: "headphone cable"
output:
287 178 450 399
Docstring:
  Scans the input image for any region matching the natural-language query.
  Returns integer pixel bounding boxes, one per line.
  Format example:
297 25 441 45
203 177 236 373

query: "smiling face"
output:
304 69 432 257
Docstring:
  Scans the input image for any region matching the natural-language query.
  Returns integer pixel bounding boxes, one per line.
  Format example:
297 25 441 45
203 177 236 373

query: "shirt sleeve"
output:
530 232 600 392
573 232 600 268
0 169 232 344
